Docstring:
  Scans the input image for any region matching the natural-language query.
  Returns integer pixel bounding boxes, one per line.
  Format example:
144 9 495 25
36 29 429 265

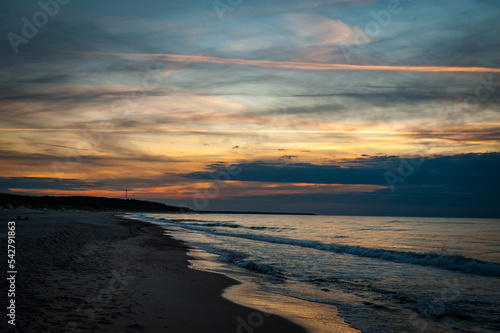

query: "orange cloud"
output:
77 51 500 73
8 181 384 201
9 188 123 197
189 181 385 198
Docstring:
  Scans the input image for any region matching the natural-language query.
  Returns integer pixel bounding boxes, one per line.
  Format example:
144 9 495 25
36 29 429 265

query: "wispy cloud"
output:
1 0 499 216
77 52 500 73
283 13 370 46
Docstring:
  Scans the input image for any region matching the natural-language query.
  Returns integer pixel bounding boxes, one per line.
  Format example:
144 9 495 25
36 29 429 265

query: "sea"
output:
128 213 500 333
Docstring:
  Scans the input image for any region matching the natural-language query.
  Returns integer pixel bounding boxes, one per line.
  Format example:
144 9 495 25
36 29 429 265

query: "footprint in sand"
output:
127 323 145 331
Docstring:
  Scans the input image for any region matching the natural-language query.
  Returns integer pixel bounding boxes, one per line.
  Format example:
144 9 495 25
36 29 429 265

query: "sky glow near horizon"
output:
1 0 499 216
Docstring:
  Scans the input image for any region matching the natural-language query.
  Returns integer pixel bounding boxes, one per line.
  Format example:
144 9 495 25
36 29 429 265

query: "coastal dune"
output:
2 209 308 332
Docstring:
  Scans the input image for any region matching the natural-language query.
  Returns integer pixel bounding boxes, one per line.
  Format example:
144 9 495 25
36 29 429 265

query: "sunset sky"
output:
1 0 499 216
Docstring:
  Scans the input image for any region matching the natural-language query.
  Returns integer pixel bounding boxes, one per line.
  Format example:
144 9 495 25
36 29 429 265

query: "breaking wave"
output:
182 226 500 277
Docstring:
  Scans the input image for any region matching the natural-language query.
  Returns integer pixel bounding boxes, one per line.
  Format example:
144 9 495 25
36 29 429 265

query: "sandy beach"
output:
1 209 312 332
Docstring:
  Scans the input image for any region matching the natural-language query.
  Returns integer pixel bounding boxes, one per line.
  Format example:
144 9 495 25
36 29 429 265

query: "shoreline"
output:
3 208 308 332
132 214 360 333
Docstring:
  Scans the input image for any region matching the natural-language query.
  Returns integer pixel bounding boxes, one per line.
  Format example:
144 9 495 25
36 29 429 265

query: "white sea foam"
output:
131 213 500 333
157 219 500 277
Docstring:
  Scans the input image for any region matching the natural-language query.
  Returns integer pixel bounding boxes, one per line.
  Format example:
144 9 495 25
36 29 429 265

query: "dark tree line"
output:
0 193 194 213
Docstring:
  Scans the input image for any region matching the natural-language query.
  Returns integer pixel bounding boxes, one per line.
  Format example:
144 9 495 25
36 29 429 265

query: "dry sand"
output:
1 209 308 332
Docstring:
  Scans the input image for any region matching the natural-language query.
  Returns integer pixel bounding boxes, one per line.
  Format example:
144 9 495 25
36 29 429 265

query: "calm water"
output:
130 214 500 333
